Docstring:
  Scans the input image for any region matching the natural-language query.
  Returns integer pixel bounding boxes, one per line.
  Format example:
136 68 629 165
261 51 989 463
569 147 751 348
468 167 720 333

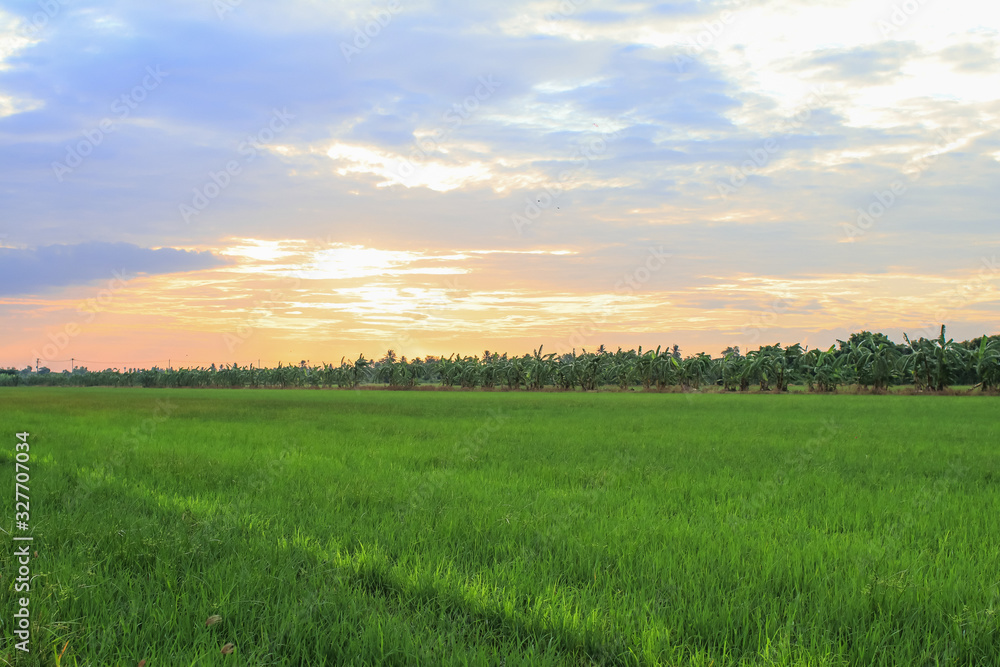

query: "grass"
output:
1 388 998 666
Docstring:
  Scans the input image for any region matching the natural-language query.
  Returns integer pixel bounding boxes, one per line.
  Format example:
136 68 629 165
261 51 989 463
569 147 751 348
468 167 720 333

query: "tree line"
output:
2 327 998 393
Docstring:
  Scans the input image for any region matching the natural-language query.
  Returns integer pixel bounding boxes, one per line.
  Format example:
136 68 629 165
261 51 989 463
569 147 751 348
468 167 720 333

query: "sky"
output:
0 0 998 371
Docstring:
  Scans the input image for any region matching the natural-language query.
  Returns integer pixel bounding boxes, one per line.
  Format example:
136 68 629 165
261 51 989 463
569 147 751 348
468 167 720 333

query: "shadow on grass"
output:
37 467 642 665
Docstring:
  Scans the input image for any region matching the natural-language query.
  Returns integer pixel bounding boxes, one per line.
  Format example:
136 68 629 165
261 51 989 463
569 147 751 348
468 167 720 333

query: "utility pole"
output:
71 358 74 372
35 358 39 373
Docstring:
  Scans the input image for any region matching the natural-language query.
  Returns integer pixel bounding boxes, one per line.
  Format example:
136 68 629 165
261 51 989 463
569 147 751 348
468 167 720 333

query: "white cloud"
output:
326 142 494 192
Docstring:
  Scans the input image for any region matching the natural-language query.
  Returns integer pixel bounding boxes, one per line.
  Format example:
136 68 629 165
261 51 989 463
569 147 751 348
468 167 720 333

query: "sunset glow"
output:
1 0 997 371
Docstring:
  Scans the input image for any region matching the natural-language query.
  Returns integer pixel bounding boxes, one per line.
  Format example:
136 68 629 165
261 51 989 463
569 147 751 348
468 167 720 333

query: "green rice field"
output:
1 388 998 665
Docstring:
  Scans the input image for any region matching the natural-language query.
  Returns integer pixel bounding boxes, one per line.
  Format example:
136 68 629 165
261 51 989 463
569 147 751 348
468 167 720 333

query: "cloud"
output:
0 0 998 363
0 242 230 295
937 38 999 73
795 42 923 88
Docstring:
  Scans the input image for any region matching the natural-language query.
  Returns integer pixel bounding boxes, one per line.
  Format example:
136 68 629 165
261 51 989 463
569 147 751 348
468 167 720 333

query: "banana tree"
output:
744 347 775 391
801 346 841 392
903 326 967 391
769 343 803 392
480 352 500 389
652 351 680 389
971 336 1000 391
458 356 483 389
679 353 713 390
634 348 657 390
502 357 527 390
901 333 932 390
718 352 745 392
525 346 556 390
928 325 967 391
437 354 468 388
608 356 635 390
576 352 603 391
554 354 580 390
349 354 370 388
848 335 899 392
